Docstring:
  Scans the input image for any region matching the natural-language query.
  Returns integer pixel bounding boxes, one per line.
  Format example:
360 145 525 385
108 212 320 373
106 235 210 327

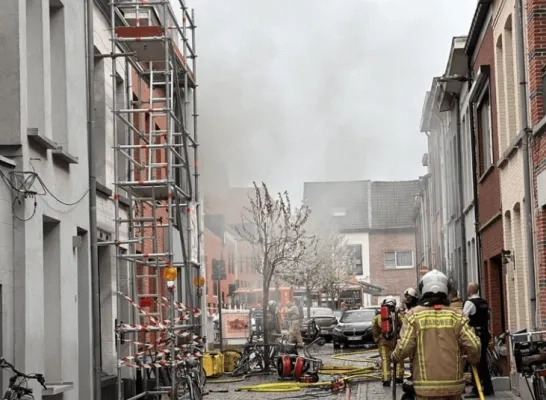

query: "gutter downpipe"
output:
86 0 102 399
515 0 537 329
455 94 469 293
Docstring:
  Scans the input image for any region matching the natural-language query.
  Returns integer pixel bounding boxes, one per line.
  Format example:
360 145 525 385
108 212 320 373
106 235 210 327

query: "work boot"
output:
382 381 391 387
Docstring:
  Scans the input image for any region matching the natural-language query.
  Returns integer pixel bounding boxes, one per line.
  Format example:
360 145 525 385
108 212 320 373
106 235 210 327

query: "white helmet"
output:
403 287 418 303
383 295 396 307
419 269 449 296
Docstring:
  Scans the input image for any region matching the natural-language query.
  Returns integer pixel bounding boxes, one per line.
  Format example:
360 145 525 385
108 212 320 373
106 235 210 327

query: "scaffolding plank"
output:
115 26 196 86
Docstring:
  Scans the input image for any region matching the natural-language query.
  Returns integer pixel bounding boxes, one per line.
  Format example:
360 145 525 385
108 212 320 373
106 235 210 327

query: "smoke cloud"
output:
188 0 477 200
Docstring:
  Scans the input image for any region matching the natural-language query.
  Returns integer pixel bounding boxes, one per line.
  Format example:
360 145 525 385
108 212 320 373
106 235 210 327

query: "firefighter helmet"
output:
403 287 418 303
382 295 396 308
419 269 449 296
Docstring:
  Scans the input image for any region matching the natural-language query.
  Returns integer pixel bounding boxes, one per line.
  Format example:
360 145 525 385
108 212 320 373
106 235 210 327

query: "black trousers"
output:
472 336 494 393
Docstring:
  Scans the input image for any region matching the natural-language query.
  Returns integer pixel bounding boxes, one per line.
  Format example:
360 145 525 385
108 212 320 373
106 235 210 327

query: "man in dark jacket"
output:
463 282 494 398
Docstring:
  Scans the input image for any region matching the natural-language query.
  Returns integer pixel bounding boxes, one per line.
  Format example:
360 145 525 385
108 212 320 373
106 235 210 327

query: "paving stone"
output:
204 344 523 400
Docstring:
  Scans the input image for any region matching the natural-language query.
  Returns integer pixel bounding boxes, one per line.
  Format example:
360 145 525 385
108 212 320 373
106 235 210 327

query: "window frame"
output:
346 244 363 275
476 83 494 176
384 251 414 270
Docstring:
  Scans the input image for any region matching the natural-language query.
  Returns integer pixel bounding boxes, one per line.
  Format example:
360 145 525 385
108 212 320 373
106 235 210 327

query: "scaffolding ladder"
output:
109 1 202 399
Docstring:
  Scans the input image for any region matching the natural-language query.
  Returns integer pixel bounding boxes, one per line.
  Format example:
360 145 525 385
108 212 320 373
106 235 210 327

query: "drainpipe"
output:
515 0 537 329
85 0 102 399
454 94 468 292
465 56 484 293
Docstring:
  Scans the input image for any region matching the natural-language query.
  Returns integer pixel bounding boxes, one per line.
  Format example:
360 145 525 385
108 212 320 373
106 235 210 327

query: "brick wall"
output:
369 231 417 305
528 0 546 326
204 228 237 312
474 22 503 233
129 70 169 343
471 20 506 334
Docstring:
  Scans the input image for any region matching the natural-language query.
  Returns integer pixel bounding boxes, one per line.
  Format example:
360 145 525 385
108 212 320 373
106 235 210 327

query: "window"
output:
49 1 68 148
332 207 346 217
384 251 414 269
346 244 363 275
477 87 493 175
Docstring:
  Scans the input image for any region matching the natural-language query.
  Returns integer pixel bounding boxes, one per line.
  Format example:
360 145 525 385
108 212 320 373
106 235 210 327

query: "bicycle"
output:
0 358 47 400
153 344 206 400
510 330 546 400
487 331 508 377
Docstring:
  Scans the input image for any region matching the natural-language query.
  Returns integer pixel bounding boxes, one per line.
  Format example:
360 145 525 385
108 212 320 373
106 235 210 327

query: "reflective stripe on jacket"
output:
392 305 481 398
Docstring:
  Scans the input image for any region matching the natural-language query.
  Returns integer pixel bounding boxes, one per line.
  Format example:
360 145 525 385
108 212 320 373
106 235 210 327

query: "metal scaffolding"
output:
109 1 202 399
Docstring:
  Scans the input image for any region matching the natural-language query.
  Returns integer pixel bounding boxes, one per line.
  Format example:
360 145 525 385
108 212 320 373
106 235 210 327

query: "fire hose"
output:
232 349 410 393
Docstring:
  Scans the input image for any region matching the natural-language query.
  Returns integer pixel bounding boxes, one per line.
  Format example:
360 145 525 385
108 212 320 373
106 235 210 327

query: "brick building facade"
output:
528 0 546 327
369 181 420 305
304 180 419 307
465 1 507 336
203 188 261 313
369 230 418 305
494 0 532 332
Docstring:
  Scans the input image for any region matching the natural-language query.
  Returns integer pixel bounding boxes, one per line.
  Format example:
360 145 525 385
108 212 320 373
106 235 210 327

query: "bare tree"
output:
236 182 312 369
277 236 320 323
316 232 355 310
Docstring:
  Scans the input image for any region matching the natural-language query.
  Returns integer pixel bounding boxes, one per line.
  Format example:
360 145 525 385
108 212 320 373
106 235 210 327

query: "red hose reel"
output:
276 354 319 382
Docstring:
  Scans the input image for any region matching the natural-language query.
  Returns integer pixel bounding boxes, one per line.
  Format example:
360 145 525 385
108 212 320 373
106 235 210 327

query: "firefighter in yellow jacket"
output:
372 295 404 386
392 269 481 400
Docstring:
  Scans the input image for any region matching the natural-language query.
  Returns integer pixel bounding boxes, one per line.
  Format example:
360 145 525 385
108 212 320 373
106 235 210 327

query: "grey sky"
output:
180 0 477 201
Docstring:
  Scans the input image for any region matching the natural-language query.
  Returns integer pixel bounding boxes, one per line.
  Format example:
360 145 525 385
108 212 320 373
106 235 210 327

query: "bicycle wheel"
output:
232 355 251 377
486 349 500 377
533 375 546 400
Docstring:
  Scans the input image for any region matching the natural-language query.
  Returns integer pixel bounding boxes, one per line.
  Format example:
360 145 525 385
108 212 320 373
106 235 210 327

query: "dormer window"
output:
332 207 346 217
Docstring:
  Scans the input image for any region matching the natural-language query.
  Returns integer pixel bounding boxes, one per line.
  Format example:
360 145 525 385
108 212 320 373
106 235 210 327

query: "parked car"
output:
333 310 344 323
300 307 337 342
332 308 376 349
361 306 380 315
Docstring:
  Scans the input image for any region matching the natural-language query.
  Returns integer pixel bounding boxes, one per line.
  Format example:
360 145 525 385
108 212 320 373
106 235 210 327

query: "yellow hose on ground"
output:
235 349 387 392
236 381 333 392
207 375 247 384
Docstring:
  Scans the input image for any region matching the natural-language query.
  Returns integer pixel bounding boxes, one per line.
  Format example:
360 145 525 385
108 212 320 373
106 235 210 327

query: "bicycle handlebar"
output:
0 358 47 390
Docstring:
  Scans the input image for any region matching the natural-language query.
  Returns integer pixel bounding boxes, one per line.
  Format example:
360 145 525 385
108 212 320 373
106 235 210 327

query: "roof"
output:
465 0 492 56
303 181 370 232
370 180 420 230
303 179 420 232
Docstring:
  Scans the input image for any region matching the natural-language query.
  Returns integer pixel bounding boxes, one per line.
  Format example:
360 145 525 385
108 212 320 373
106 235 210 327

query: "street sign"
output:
212 259 227 281
359 281 384 296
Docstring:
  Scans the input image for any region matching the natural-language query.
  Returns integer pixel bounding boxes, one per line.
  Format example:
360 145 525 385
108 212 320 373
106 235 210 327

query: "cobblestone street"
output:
205 344 522 399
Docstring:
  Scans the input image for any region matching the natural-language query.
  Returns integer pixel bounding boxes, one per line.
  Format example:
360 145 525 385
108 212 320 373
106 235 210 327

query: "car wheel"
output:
333 341 340 349
325 335 332 343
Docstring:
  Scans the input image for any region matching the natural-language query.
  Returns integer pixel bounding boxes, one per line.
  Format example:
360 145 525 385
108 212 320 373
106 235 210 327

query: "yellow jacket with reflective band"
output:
392 304 481 397
371 311 403 346
450 298 463 310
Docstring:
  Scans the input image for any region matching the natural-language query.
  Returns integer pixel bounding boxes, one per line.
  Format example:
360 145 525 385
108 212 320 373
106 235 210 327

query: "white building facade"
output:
0 1 91 399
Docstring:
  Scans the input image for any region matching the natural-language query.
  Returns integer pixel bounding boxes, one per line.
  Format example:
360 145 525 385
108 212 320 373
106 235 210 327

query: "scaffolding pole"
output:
109 1 201 399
